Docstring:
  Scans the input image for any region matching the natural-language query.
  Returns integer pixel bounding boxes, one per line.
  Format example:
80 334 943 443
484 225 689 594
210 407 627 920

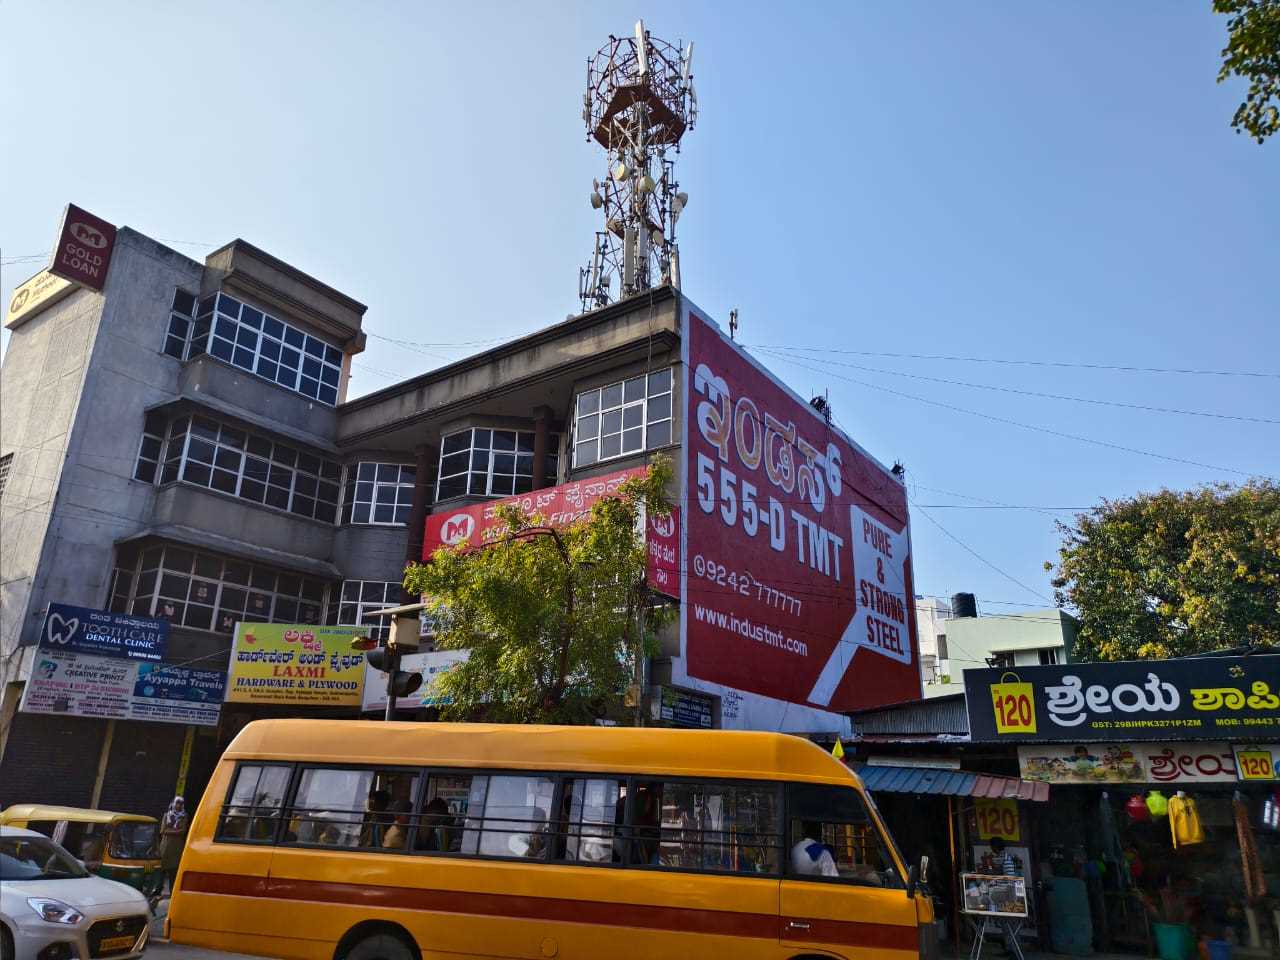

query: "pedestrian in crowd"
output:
159 796 188 895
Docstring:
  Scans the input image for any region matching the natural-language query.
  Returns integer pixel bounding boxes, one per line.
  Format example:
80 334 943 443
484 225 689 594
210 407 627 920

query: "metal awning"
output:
856 765 1050 803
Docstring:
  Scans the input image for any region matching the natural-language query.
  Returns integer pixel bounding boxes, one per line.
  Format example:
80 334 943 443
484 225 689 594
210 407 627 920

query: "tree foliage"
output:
1048 481 1280 661
403 458 675 724
1215 0 1280 143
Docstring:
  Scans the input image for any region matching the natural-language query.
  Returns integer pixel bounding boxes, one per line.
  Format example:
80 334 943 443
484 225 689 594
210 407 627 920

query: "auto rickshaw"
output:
0 804 165 906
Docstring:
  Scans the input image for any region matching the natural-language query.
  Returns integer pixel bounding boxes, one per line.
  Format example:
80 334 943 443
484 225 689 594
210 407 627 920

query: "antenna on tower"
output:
577 22 697 313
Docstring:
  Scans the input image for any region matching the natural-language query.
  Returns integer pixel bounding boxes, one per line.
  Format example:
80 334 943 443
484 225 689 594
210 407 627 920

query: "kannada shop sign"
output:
49 204 117 292
1018 742 1240 785
20 650 223 726
5 270 76 329
422 466 680 595
965 655 1280 743
226 624 367 706
39 603 168 662
678 304 919 713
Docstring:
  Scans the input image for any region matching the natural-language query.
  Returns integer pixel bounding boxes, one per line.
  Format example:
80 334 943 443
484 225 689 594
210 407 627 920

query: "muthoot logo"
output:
651 513 676 538
10 288 30 313
70 221 108 249
441 514 475 545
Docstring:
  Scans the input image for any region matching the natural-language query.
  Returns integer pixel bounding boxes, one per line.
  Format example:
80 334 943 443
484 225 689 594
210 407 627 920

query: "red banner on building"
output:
422 466 678 594
49 204 117 292
680 307 921 712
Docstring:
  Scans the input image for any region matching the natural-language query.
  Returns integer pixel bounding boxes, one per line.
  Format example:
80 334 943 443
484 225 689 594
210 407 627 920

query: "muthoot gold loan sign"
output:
226 623 367 706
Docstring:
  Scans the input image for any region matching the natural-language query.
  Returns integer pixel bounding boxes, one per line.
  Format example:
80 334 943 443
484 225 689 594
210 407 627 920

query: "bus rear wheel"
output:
344 932 416 960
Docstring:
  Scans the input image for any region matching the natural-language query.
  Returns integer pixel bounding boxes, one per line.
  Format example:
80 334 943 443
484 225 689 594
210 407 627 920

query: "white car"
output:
1 825 149 960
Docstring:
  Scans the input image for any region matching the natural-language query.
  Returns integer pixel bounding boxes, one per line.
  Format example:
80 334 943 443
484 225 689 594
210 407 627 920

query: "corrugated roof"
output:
848 695 969 736
857 765 1049 802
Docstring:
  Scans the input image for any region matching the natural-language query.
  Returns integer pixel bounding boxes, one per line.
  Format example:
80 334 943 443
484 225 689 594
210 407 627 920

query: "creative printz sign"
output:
49 204 117 291
679 304 919 713
422 466 679 595
39 603 168 662
965 655 1280 742
1018 742 1240 784
226 623 367 706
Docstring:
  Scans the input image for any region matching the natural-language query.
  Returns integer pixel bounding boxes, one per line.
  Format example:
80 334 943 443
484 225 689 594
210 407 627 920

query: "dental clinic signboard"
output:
20 603 222 726
675 302 921 718
965 655 1280 743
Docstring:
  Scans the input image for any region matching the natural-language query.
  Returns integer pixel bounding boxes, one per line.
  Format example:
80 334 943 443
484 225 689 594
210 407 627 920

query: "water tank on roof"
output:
951 593 977 618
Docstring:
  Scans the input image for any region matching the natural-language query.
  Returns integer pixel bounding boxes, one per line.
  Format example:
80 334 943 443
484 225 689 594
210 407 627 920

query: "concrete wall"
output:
922 607 1078 697
332 525 409 583
151 483 337 564
1 230 204 684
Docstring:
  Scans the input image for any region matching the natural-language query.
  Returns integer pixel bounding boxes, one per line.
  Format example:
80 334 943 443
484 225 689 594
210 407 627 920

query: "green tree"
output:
403 458 675 724
1048 480 1280 661
1215 0 1280 143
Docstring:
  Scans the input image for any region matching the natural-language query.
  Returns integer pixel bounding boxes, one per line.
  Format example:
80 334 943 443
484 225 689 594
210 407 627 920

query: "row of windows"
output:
436 429 562 502
572 368 673 469
217 762 900 888
109 545 329 634
164 290 345 407
326 580 402 643
342 462 416 526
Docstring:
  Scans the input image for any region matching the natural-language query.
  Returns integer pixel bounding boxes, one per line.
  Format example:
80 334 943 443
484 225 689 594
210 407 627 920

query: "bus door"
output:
779 783 919 959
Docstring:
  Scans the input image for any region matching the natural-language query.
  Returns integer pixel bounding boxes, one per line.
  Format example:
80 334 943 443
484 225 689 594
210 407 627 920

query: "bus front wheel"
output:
342 931 417 960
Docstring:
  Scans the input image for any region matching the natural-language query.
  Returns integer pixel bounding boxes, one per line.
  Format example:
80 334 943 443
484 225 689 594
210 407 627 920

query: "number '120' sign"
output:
989 674 1038 735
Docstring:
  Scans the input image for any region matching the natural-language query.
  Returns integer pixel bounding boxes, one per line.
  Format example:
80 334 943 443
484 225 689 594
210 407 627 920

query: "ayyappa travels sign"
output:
49 204 117 292
226 623 367 706
965 655 1280 743
39 603 168 662
678 304 920 713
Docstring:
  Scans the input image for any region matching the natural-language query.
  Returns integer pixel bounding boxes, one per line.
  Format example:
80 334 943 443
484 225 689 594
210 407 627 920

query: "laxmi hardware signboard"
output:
965 655 1280 743
226 623 367 706
676 301 920 715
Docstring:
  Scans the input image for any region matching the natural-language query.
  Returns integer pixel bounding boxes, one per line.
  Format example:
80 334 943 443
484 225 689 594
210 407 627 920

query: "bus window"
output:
419 774 473 852
457 774 555 859
555 778 623 863
631 780 782 874
218 763 291 842
785 782 901 888
283 768 420 851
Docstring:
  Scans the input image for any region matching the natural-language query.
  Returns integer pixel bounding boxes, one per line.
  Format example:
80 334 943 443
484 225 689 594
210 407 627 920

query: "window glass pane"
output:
473 429 491 449
442 431 470 456
577 390 600 416
623 405 643 429
303 336 326 359
240 305 263 328
302 357 322 379
214 447 241 472
436 476 466 501
262 315 284 340
220 764 291 841
352 502 372 524
235 325 259 349
216 293 242 319
647 421 672 448
785 783 900 887
471 775 555 859
283 326 305 349
575 439 598 467
648 368 672 394
516 433 535 454
285 768 374 848
557 779 624 863
632 781 781 875
294 474 318 498
622 428 643 453
185 603 214 630
601 410 622 436
214 318 236 342
173 290 196 316
624 376 646 403
601 383 623 408
600 434 621 459
576 416 598 441
491 431 516 452
373 504 395 523
376 463 399 483
319 384 339 406
647 393 672 422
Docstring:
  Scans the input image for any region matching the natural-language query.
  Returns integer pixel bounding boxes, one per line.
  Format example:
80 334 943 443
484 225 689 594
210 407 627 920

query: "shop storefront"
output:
965 655 1280 957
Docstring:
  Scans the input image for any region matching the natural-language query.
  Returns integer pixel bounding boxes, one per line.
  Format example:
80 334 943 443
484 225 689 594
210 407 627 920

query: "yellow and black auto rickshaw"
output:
0 804 165 905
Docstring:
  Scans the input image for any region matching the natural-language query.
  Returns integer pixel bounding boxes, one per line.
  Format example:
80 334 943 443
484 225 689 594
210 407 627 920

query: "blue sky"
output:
3 1 1276 614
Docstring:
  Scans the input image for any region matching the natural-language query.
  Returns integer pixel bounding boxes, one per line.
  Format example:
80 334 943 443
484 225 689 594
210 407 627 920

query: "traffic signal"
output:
365 645 424 698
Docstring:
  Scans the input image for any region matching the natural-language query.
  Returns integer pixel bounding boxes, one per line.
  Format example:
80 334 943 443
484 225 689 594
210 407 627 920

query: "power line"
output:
745 344 1280 380
763 350 1267 479
760 349 1280 426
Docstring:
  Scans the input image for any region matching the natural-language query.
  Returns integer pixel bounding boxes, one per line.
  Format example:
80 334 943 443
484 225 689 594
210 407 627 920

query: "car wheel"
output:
1 925 13 960
345 933 415 960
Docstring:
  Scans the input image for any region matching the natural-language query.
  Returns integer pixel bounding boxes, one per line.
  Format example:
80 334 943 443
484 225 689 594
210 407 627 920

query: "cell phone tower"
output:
578 21 696 314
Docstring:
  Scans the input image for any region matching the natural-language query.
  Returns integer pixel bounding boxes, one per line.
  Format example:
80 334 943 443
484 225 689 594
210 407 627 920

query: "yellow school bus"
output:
169 720 936 960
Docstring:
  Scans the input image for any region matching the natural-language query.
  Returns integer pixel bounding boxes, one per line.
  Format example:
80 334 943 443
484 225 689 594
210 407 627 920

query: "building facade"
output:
1 208 919 814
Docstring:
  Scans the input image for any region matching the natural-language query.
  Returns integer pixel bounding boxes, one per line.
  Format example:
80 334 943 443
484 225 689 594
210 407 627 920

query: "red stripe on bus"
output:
181 871 917 949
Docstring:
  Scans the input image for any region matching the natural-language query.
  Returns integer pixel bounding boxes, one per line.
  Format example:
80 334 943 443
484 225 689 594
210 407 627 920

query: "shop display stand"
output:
968 916 1026 960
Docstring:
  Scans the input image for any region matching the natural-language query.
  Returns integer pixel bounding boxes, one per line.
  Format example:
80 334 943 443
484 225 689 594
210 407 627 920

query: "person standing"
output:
160 796 188 895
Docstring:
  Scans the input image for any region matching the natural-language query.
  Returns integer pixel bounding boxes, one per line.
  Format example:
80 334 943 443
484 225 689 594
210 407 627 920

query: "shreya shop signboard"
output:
676 302 920 714
965 655 1280 743
226 623 367 706
1018 742 1241 785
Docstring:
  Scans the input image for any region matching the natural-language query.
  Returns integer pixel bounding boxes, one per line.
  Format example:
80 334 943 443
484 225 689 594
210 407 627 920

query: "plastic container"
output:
1207 940 1232 960
1153 922 1194 960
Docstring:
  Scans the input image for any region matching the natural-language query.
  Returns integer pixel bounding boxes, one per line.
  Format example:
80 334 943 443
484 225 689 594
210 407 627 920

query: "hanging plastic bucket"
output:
1153 923 1194 960
1207 940 1232 960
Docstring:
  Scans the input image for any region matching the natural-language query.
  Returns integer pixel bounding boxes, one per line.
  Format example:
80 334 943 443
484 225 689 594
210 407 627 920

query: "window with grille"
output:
572 368 673 468
109 544 328 634
0 453 12 501
342 463 416 525
143 413 341 523
436 428 561 503
161 289 197 360
187 292 344 406
327 580 402 642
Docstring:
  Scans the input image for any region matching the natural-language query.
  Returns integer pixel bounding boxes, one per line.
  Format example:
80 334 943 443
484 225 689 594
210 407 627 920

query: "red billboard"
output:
680 305 920 713
49 204 117 291
422 466 679 594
